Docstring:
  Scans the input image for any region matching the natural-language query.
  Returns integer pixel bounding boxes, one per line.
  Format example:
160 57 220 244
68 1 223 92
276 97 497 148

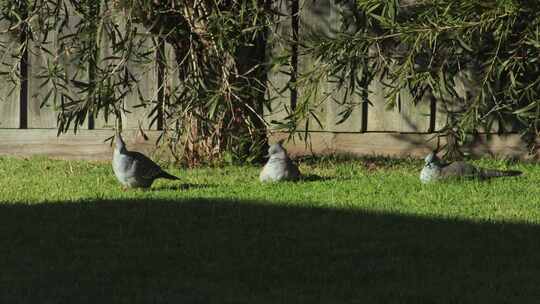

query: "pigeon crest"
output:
424 152 438 165
259 141 301 182
420 151 522 183
112 131 179 189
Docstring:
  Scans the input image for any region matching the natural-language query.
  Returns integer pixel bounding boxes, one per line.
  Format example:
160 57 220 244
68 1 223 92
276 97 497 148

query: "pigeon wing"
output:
127 151 164 180
439 161 479 179
286 159 301 180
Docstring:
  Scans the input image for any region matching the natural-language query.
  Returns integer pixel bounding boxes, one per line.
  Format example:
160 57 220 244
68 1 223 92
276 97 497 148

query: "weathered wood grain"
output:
160 41 179 130
121 28 158 130
265 0 293 131
91 0 117 130
0 129 168 161
57 2 90 130
296 0 325 132
26 3 88 129
94 4 158 130
366 76 402 131
366 70 435 132
0 19 20 129
398 89 432 133
27 32 58 128
270 132 538 160
324 1 365 133
296 0 365 132
435 68 491 133
0 129 535 160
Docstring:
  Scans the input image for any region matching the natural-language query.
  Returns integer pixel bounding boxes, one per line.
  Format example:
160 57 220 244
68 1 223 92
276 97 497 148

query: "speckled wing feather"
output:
439 161 522 180
126 151 165 180
478 168 522 178
286 158 301 180
439 162 480 179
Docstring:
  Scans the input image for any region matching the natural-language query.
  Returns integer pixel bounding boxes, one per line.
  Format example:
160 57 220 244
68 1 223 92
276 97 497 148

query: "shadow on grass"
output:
1 198 539 303
151 183 215 191
301 174 334 182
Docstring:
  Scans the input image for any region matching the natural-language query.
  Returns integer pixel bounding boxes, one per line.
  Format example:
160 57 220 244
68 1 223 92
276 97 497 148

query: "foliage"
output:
294 0 540 157
1 155 538 218
0 0 275 165
2 0 539 162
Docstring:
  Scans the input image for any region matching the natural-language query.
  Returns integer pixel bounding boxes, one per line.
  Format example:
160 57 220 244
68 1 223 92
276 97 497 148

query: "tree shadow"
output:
1 198 539 303
390 88 535 160
301 174 334 182
389 130 534 160
151 183 214 191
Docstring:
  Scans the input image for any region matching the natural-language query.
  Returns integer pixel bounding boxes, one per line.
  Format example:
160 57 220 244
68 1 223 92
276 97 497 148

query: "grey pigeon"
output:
112 131 179 189
259 141 301 182
420 152 522 183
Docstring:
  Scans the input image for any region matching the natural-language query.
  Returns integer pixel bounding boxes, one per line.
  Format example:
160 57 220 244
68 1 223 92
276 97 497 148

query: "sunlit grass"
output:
1 156 538 223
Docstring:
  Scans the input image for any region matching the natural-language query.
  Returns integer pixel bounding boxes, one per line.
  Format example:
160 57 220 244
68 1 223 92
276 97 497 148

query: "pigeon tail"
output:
481 169 522 178
157 170 180 180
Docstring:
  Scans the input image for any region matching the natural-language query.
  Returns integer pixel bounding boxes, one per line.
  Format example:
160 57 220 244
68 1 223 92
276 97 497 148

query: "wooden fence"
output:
0 1 537 160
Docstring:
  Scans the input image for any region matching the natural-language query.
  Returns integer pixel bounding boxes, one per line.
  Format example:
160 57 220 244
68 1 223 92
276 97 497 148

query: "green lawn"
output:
1 156 539 303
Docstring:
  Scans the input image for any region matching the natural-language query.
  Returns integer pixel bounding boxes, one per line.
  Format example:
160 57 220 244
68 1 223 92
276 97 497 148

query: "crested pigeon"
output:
112 131 179 189
420 152 522 183
259 141 301 182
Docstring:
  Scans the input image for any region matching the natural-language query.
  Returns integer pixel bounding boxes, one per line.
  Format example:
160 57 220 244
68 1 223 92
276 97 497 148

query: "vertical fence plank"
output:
155 39 167 131
434 71 478 133
398 89 432 133
94 4 158 130
454 69 507 133
367 78 434 133
121 29 158 131
366 75 402 131
27 30 58 128
60 2 90 130
297 0 364 132
297 0 328 132
297 0 436 134
92 0 116 130
325 0 364 132
265 0 293 131
117 9 158 131
0 20 20 129
162 41 179 130
435 96 450 133
27 3 89 130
